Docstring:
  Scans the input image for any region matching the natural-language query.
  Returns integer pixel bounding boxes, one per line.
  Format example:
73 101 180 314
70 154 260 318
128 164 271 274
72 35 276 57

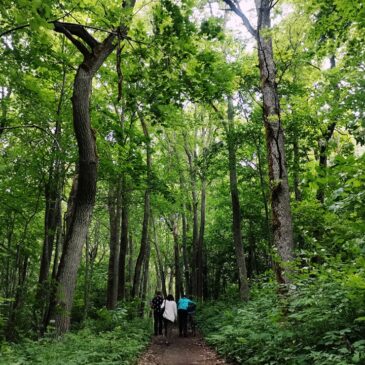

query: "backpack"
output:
187 301 196 313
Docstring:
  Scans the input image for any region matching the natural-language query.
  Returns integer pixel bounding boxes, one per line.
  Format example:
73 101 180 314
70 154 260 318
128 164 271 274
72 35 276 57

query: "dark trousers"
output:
164 318 173 343
178 309 188 335
154 311 163 335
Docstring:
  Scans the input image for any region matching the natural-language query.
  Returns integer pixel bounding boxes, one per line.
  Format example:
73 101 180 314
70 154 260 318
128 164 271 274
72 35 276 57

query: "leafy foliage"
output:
198 265 365 364
0 315 151 365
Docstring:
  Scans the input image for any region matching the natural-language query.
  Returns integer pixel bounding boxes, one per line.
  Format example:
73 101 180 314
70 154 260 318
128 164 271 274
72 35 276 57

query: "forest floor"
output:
137 328 228 365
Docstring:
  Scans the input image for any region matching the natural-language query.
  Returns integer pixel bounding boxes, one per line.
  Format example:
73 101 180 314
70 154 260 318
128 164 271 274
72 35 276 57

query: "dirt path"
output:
138 329 227 365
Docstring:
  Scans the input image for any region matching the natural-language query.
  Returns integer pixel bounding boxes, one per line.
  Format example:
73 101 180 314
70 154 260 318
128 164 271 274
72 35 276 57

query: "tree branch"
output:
0 10 76 38
1 124 61 150
53 22 91 57
223 0 258 39
53 22 100 48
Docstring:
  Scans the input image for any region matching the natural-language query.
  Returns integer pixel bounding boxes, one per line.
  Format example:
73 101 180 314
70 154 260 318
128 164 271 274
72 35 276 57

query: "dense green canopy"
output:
0 0 364 363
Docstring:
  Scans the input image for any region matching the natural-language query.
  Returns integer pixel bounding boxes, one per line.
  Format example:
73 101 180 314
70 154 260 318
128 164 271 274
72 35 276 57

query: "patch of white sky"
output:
191 1 294 54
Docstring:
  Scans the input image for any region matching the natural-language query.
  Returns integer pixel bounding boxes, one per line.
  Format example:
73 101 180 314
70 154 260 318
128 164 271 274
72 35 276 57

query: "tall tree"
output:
52 0 136 334
223 0 294 284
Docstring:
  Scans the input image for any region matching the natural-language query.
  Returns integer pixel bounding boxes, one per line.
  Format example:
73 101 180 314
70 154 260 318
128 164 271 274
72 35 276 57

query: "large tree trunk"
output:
226 97 249 301
132 115 151 298
106 181 121 309
52 24 122 334
118 177 129 300
256 1 294 283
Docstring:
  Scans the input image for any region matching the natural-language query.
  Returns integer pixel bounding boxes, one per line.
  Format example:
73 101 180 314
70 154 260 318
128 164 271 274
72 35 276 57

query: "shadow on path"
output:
138 328 227 365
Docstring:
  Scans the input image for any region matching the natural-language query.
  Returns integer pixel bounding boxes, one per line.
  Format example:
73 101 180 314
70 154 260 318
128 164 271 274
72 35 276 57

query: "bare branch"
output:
223 0 258 39
0 10 76 38
270 0 280 9
1 124 61 150
0 24 29 38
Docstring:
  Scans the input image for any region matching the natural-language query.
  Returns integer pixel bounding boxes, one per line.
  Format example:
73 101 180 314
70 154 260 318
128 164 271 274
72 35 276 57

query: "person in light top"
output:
161 294 177 345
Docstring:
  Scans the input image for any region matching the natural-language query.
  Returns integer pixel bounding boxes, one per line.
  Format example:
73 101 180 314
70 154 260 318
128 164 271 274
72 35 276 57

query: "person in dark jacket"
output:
150 291 164 335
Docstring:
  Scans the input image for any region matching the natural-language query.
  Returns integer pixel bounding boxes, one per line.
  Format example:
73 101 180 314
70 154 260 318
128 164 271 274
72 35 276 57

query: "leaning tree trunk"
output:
52 20 129 334
226 97 249 301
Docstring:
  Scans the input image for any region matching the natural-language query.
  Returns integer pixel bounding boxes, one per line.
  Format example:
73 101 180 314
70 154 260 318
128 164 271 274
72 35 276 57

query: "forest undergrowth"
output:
198 260 365 365
0 307 151 365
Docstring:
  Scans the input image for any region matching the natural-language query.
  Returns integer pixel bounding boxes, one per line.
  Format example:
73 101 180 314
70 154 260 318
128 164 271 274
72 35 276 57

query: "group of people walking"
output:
150 291 196 345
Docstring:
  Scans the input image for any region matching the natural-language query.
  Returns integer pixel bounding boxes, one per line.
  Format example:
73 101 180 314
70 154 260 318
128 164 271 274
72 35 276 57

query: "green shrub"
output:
198 263 365 365
0 317 151 365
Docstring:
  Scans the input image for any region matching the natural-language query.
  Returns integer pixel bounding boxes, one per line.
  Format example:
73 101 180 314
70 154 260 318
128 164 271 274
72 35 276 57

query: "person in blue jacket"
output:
177 294 195 337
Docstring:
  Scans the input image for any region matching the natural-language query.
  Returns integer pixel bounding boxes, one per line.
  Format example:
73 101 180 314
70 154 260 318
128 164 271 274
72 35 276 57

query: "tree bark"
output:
256 1 294 283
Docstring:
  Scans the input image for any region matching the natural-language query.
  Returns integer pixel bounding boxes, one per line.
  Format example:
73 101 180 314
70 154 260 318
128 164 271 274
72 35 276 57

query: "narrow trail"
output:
138 329 227 365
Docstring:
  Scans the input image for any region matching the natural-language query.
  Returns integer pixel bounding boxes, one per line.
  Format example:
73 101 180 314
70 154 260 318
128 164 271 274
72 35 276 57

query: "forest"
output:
0 0 364 364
